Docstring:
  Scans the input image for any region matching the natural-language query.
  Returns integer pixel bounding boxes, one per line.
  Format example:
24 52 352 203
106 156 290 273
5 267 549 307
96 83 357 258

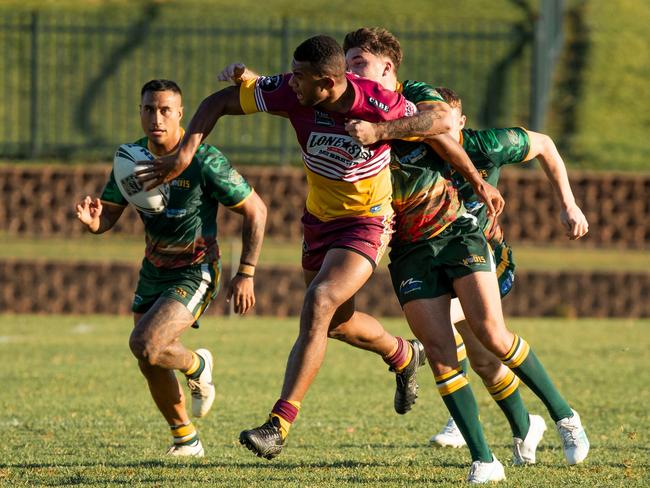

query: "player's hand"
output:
561 204 589 240
135 154 185 191
474 181 505 218
345 119 381 145
218 63 248 84
75 196 102 231
226 274 256 315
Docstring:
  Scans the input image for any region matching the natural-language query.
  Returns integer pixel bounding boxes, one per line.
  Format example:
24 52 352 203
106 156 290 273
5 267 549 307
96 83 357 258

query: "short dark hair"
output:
435 86 462 113
140 79 182 99
293 35 346 78
343 27 403 70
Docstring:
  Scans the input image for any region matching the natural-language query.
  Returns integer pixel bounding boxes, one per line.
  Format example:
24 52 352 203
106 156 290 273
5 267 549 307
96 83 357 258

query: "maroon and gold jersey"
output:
239 73 415 221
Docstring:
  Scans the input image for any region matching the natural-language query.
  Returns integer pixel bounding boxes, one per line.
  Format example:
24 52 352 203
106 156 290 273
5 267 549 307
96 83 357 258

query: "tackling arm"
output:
425 134 505 218
525 130 589 239
346 101 452 145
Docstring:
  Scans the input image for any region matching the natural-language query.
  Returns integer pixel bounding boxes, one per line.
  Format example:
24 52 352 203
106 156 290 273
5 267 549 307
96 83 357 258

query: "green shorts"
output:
388 215 495 306
493 240 516 298
132 258 221 319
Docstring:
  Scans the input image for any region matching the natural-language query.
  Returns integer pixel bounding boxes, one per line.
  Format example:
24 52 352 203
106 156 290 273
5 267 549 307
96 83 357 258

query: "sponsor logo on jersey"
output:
400 277 423 295
165 208 188 218
397 146 427 164
306 132 372 165
314 110 335 127
133 294 143 306
174 287 188 298
368 97 389 112
463 254 487 265
258 75 283 92
171 179 190 189
370 204 382 213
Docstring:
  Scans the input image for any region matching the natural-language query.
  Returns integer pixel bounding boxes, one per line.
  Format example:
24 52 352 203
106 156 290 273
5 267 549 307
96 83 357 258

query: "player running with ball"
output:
75 79 267 457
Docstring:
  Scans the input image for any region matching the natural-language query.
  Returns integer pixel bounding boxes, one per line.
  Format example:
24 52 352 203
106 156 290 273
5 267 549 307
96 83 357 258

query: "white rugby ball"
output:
113 143 170 214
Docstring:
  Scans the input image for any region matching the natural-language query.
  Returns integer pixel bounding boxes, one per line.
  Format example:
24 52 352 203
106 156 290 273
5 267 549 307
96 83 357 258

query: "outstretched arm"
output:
225 191 267 315
75 196 125 234
425 134 505 218
137 85 245 189
346 101 452 145
525 130 588 240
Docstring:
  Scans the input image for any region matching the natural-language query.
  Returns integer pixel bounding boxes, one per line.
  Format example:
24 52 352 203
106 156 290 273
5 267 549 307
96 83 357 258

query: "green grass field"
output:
1 233 649 272
0 315 648 487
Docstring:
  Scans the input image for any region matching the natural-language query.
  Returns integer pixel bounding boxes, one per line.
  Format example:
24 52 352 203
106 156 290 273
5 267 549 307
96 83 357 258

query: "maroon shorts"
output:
301 210 394 271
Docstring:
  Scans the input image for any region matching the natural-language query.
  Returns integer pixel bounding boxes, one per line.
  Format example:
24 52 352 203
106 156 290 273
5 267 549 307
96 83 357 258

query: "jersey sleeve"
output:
199 145 253 208
100 169 128 206
477 127 531 167
239 73 297 115
401 80 446 105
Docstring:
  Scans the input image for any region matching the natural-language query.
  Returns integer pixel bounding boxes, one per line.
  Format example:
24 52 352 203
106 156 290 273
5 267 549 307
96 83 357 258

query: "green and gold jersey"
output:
101 137 252 269
390 80 465 247
451 127 531 244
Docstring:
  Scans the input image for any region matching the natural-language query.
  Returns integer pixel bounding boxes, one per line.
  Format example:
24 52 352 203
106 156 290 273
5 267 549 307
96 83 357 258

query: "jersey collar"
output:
147 128 185 158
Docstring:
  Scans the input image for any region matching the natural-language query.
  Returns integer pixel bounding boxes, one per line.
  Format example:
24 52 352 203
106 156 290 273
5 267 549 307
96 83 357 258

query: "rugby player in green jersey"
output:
428 86 588 454
75 79 267 457
343 27 589 482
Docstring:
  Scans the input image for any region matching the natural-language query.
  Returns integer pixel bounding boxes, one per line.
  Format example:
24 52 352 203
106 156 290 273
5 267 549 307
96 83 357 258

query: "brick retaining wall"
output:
1 166 648 248
2 260 648 317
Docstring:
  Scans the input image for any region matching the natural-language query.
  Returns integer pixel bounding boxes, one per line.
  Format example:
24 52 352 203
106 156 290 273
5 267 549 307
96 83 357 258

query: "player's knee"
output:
129 332 162 366
304 284 339 319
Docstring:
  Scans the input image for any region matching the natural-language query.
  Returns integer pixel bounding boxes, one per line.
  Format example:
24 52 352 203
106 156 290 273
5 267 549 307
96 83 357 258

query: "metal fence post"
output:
530 0 565 132
279 17 290 164
29 11 39 157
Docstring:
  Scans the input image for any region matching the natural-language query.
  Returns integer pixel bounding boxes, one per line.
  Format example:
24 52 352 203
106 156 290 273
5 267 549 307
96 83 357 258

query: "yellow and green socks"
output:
500 335 572 422
182 351 205 380
170 421 198 446
486 369 530 439
270 399 302 440
453 329 470 376
435 367 492 462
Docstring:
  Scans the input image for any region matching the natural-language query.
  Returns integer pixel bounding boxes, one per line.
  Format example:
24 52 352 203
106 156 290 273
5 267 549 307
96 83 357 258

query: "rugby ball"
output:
113 143 170 214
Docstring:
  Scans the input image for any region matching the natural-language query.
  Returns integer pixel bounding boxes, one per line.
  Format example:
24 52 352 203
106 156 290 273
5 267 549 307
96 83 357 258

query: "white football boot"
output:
429 417 467 448
556 409 590 464
187 348 216 418
512 414 547 465
467 455 506 484
165 439 205 457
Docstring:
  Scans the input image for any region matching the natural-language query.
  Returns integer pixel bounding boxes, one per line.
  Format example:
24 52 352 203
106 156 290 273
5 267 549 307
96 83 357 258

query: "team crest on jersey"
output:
506 129 519 145
306 132 371 165
368 97 389 112
314 110 335 127
258 75 283 92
